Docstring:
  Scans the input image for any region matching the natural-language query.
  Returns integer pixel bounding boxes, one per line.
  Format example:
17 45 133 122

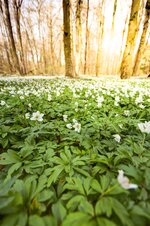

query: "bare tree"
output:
75 0 83 76
96 0 104 76
84 0 89 74
2 0 22 74
63 0 75 77
12 0 26 74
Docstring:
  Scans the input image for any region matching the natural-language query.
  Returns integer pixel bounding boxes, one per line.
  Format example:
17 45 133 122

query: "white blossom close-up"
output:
0 100 6 106
30 111 44 122
63 114 68 122
25 113 30 119
72 119 78 124
117 170 138 189
138 121 150 134
124 110 130 116
48 94 52 101
113 134 121 143
66 123 72 129
73 122 81 133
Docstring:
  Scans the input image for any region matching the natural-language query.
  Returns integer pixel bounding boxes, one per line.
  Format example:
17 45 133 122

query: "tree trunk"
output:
96 0 105 76
63 0 74 77
120 0 146 79
22 16 37 74
13 0 26 74
3 0 22 74
75 0 83 77
49 2 55 75
133 3 150 75
0 1 13 73
84 0 89 74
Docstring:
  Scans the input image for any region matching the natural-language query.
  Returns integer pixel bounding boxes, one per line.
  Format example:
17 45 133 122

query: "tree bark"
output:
120 0 146 79
63 0 74 77
84 0 89 74
12 0 26 74
96 0 104 76
3 0 22 74
133 3 150 75
75 0 83 77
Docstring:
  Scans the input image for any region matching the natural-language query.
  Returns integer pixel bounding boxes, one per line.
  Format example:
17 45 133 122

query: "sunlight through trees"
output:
0 0 149 78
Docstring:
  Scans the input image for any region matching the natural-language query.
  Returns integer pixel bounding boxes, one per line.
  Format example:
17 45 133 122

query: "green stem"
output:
141 133 146 147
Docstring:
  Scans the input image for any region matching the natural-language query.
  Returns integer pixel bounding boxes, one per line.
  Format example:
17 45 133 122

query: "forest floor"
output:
0 74 149 80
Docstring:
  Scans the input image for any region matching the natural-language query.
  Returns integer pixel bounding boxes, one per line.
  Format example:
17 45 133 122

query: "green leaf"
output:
0 177 16 196
97 217 117 226
0 214 18 226
131 205 150 219
66 195 85 211
100 175 110 192
43 216 57 226
6 162 22 180
83 177 92 195
91 179 102 193
52 201 67 223
37 189 54 202
95 197 112 217
47 165 64 187
0 196 14 210
62 212 91 226
79 199 94 216
112 197 129 224
0 150 20 165
35 175 47 194
145 168 150 189
1 212 27 226
29 215 45 226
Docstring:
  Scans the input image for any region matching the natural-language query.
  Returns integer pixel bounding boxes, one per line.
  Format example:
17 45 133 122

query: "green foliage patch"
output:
0 78 150 226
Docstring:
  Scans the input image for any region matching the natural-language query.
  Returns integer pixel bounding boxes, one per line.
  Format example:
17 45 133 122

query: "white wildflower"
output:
119 124 123 129
25 113 30 119
113 134 121 143
73 122 81 133
1 100 6 106
115 96 120 102
48 94 52 101
66 123 72 129
20 96 24 100
75 102 78 107
28 103 32 108
97 96 104 107
63 114 68 122
138 121 150 134
97 96 104 103
72 119 78 124
124 110 130 116
135 96 143 104
30 111 44 122
139 104 145 109
114 101 119 106
117 170 138 189
97 102 102 108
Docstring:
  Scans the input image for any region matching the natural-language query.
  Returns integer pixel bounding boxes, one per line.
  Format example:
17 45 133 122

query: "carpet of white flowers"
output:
0 77 150 226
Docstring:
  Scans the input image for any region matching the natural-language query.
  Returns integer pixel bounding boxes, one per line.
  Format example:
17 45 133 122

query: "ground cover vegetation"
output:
0 78 150 226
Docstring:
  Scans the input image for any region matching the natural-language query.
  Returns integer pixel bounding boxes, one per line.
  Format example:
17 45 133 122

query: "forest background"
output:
0 0 150 79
